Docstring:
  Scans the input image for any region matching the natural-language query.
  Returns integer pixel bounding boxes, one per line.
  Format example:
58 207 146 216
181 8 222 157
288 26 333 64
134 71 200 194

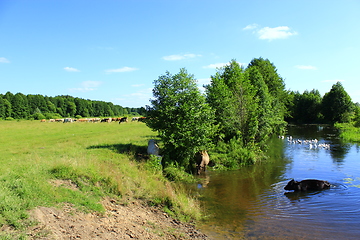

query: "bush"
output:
163 165 195 183
31 112 46 120
210 137 258 170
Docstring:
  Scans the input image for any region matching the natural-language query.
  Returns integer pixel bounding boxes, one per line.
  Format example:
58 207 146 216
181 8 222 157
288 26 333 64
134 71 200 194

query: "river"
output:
193 125 360 239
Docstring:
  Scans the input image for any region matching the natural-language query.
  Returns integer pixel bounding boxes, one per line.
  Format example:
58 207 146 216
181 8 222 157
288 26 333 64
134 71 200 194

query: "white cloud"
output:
69 81 102 92
243 24 259 30
295 65 317 70
258 26 298 40
64 67 80 72
105 67 138 73
0 57 10 63
162 53 201 61
244 24 298 40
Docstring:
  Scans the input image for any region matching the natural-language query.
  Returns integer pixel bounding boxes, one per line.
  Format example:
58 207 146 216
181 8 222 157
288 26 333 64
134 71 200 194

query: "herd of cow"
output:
40 117 147 123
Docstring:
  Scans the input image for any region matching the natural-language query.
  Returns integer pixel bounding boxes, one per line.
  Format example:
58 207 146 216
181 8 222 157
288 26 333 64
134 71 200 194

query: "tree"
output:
246 58 287 133
322 82 353 123
206 60 256 143
12 93 29 119
146 68 216 172
245 67 273 144
293 89 322 123
0 97 6 119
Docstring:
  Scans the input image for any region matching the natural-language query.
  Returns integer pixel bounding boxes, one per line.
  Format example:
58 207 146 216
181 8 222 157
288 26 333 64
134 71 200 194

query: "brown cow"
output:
195 150 210 175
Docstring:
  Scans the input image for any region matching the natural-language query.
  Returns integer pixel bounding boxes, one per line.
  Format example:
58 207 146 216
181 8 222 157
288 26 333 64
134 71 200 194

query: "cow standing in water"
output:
284 179 330 191
195 150 210 175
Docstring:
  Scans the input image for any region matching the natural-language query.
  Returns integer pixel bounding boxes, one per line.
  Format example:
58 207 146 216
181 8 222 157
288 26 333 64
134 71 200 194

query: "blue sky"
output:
1 0 359 108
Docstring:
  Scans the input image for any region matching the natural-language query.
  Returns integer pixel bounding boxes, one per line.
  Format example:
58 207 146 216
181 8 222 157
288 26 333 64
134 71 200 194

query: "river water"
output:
193 125 360 239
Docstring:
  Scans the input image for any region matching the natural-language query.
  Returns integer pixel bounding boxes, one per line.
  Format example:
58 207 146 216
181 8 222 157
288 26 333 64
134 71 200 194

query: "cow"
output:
138 117 147 122
63 118 73 123
119 117 128 124
131 117 139 122
147 139 160 157
284 179 331 191
195 150 210 175
101 118 112 123
40 119 46 122
89 118 101 123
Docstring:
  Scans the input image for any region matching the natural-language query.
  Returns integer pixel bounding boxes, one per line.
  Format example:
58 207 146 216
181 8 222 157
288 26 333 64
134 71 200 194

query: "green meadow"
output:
0 120 201 235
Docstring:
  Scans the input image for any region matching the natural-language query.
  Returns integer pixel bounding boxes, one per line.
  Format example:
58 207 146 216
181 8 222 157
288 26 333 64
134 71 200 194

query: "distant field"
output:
0 120 201 233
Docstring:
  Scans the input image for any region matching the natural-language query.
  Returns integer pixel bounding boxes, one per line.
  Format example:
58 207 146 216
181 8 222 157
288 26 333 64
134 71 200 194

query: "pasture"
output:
0 120 201 234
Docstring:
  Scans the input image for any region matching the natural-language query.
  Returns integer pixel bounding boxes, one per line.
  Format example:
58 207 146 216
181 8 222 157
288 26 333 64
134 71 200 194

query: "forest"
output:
0 92 146 120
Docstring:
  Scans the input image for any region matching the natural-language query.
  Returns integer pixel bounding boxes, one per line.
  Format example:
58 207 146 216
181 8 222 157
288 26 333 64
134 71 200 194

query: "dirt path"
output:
26 197 208 239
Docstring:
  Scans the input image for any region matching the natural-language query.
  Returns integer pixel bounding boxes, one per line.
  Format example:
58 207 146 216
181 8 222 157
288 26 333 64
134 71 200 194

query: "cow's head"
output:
284 179 300 191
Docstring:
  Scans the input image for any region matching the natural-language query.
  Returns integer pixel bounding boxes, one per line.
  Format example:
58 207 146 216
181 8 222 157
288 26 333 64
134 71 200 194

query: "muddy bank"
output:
25 197 208 239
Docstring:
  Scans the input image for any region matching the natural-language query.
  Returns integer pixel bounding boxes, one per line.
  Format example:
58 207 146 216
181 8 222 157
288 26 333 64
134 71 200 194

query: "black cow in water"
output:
284 179 330 191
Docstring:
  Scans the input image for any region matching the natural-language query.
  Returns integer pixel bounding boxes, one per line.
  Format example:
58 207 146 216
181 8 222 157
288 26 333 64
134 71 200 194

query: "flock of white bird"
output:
279 135 331 150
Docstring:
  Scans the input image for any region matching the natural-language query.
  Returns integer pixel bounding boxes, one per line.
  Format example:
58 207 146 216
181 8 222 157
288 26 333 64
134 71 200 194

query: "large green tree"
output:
246 58 287 133
292 89 322 123
12 93 29 119
245 67 273 144
322 82 353 123
146 68 216 171
206 60 256 143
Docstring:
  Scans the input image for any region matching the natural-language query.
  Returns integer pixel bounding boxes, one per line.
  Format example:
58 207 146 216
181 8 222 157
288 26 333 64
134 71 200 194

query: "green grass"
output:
0 120 201 235
334 122 360 142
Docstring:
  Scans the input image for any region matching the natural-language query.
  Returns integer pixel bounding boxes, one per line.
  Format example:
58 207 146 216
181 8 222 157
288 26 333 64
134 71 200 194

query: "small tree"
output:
146 68 215 172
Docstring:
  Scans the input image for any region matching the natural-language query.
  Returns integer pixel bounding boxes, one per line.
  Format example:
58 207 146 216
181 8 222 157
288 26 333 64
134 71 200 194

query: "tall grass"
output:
0 120 201 233
334 122 360 142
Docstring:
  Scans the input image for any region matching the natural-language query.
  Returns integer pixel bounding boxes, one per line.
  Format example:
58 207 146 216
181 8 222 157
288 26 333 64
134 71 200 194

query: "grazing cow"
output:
40 119 46 122
101 118 112 123
284 179 331 191
119 117 128 124
63 118 73 123
195 150 210 175
138 117 147 122
147 139 160 157
131 117 139 122
89 118 101 123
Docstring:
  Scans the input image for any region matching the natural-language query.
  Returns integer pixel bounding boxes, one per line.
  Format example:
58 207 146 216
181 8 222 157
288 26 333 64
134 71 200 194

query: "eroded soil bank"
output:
2 197 208 240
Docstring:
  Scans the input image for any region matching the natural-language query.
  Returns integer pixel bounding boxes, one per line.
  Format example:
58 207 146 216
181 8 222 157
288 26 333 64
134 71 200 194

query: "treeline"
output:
286 83 355 124
146 58 358 174
0 92 146 120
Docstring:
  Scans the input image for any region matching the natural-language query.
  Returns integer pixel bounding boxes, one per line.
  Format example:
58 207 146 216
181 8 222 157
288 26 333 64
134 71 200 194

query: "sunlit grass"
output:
334 122 360 142
0 120 202 233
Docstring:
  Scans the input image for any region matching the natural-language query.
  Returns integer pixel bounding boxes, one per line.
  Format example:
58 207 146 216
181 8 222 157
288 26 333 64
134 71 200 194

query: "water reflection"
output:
192 125 360 239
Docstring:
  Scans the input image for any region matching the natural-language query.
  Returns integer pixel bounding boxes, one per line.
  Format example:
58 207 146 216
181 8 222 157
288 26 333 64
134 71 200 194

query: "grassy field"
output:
0 120 201 236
